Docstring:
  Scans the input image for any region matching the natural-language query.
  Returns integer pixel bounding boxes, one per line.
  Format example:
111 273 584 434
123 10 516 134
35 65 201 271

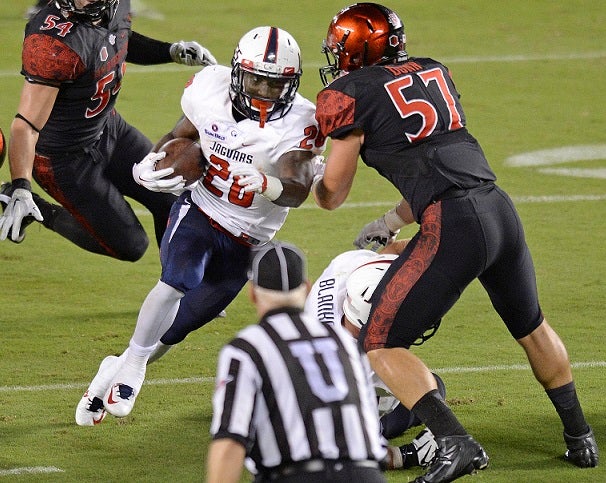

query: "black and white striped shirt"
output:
210 307 386 472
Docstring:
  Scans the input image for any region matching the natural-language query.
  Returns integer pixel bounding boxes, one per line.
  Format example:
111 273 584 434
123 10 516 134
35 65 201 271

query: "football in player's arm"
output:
75 26 326 426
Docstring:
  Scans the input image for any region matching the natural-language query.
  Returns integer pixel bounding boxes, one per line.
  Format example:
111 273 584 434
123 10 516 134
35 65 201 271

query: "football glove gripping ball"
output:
170 41 217 67
133 152 186 194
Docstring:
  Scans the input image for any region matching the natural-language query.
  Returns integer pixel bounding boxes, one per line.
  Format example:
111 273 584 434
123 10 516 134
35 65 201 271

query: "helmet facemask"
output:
319 37 345 87
319 2 408 87
55 0 119 24
231 65 300 128
230 27 302 128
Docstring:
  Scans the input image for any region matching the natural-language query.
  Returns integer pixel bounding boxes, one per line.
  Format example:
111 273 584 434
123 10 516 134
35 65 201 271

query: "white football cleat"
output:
75 391 107 426
75 355 120 426
103 359 147 418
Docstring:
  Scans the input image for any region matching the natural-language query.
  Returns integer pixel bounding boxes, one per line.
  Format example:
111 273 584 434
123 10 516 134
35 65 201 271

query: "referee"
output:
207 241 387 483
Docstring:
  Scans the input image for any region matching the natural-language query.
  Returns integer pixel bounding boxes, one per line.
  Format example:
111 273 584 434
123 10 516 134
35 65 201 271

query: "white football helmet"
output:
230 26 302 127
343 254 398 328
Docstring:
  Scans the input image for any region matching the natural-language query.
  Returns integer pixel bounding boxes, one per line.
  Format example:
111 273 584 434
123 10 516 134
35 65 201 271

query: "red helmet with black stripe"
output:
320 3 407 86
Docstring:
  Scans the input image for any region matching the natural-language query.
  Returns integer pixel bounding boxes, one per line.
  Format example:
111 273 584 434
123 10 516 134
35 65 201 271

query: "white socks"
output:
131 280 183 348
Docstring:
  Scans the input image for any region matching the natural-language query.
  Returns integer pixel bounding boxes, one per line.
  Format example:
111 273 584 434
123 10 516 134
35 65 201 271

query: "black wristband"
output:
12 178 32 192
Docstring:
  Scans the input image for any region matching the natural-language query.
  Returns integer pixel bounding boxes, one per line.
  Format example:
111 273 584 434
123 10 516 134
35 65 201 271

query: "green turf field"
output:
1 1 604 481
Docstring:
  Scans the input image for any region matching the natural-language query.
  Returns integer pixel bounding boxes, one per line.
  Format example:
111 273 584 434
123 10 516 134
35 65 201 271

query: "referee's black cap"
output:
249 241 306 291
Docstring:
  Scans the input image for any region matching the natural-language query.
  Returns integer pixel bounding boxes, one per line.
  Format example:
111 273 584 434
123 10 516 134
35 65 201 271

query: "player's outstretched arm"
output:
127 32 216 67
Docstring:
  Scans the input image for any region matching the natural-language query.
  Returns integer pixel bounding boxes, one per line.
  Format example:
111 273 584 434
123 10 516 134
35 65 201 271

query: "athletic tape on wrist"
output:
384 206 406 232
261 175 283 201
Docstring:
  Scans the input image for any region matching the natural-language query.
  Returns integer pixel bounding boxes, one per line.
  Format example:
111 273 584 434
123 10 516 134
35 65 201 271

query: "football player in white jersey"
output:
304 240 445 470
75 26 325 425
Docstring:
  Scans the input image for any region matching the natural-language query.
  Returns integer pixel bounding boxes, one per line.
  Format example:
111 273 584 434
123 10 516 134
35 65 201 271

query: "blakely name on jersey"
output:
316 278 337 325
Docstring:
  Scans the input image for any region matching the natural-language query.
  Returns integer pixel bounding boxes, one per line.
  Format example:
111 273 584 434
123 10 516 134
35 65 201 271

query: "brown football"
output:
0 127 6 168
155 137 206 186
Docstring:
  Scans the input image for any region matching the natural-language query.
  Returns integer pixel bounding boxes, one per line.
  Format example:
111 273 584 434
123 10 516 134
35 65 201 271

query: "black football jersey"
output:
22 1 131 153
316 58 496 220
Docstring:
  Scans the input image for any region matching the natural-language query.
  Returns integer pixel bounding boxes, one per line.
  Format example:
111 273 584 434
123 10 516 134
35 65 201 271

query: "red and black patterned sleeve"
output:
22 34 85 86
315 88 356 139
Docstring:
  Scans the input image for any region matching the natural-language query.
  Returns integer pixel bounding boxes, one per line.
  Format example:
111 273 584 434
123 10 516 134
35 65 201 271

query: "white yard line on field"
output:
438 51 606 64
304 194 606 209
2 362 603 478
1 51 606 78
0 361 603 394
434 360 606 374
128 194 606 216
0 467 64 476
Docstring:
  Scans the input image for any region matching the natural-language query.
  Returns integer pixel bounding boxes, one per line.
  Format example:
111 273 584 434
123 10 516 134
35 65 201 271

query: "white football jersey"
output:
304 249 399 416
305 249 378 329
181 65 325 245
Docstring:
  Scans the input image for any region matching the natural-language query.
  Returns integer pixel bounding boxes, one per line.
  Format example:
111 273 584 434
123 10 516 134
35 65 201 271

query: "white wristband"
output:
261 175 283 201
384 206 407 232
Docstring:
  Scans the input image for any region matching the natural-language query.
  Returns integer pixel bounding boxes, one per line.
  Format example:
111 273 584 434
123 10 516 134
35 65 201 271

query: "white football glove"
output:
133 152 186 194
0 188 43 242
170 40 217 67
354 206 407 250
310 155 326 193
228 162 283 201
353 216 399 251
311 155 325 177
229 162 265 192
412 429 438 467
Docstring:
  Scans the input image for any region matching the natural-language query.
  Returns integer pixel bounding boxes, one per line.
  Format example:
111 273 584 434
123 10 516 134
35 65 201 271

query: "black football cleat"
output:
564 427 599 468
413 434 488 483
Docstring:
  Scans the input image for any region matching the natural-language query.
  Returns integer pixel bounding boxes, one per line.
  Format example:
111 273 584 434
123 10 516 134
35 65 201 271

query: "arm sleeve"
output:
126 31 173 65
316 88 357 139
